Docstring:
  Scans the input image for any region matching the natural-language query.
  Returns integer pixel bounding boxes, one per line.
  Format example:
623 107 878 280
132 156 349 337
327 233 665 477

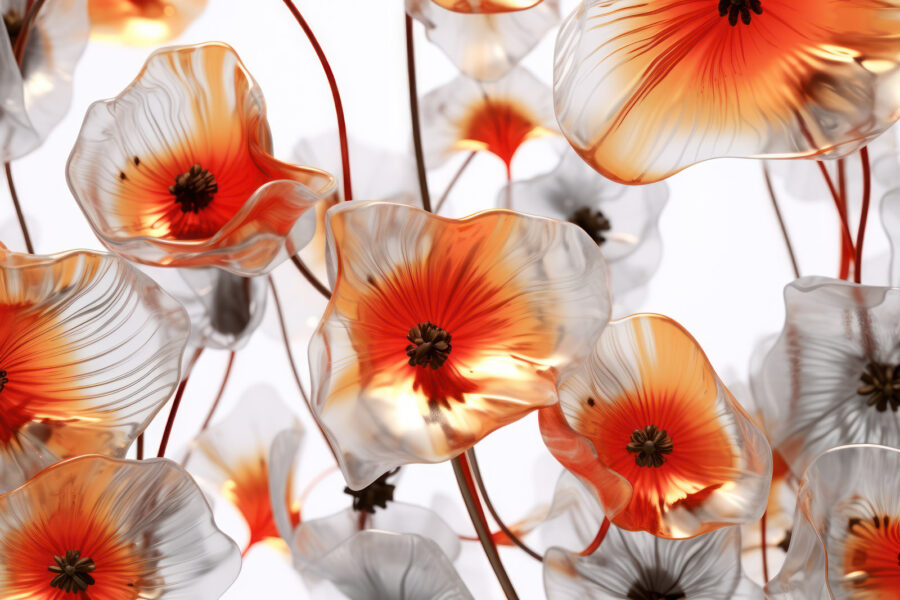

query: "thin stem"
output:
761 511 770 584
136 433 144 460
291 255 331 300
503 165 512 209
12 0 46 65
434 151 476 214
452 454 519 600
815 160 855 279
855 147 871 284
298 465 340 507
579 517 610 556
157 347 204 458
4 163 34 253
762 164 799 279
181 350 236 465
405 14 432 213
837 159 850 279
280 0 352 201
466 449 542 562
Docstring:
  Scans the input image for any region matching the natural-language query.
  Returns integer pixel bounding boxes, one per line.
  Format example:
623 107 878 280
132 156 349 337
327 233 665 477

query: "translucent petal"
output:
67 42 336 276
0 0 89 162
767 444 900 599
420 66 557 170
0 455 240 599
268 428 305 544
502 150 668 298
428 0 544 13
407 0 559 81
881 188 900 286
539 471 606 553
0 248 189 492
554 0 900 184
545 526 763 599
309 201 611 488
752 277 900 478
88 0 207 46
542 314 772 538
186 390 303 554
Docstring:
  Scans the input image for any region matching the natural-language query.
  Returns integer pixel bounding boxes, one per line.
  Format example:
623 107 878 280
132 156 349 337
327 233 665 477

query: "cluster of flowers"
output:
3 0 900 598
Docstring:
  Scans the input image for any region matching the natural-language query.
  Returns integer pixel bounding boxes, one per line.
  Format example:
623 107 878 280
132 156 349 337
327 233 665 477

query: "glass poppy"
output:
88 0 207 46
540 314 772 538
429 0 543 13
67 42 336 276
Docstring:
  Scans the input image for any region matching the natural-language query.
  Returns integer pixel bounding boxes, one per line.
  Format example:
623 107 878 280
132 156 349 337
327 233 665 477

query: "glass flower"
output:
545 525 764 599
67 42 336 276
420 66 557 175
0 455 240 598
309 201 611 489
428 0 544 13
88 0 207 46
0 0 89 162
407 0 560 81
751 276 900 478
0 247 189 493
882 188 900 286
540 314 772 538
187 391 303 555
767 444 900 599
502 149 668 300
554 0 900 184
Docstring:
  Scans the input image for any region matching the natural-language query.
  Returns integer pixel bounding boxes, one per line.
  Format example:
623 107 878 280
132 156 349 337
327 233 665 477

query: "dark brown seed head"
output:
169 163 218 213
48 550 96 593
626 425 674 468
344 468 399 514
406 322 452 369
568 207 611 245
718 0 762 26
858 361 900 412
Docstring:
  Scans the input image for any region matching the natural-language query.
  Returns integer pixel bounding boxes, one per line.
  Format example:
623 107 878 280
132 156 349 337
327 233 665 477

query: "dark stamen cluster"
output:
568 207 611 246
718 0 762 26
169 163 218 213
344 468 399 514
626 582 685 600
406 322 452 369
858 362 900 412
48 550 96 593
626 425 673 468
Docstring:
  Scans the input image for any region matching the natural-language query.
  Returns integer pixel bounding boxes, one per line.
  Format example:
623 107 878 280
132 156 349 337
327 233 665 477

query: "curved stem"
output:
181 350 236 465
854 147 871 284
579 517 610 556
4 163 34 253
762 164 799 279
434 151 476 214
291 254 331 300
466 448 543 562
452 454 519 600
280 0 352 201
157 347 204 458
405 14 432 213
12 0 46 65
761 511 770 584
815 160 855 279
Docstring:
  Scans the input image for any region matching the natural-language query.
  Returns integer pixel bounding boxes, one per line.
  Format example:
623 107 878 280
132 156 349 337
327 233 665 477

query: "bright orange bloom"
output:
540 314 772 538
431 0 543 13
0 248 188 493
68 42 335 275
0 456 239 598
843 516 900 597
309 201 611 489
88 0 207 46
554 0 900 183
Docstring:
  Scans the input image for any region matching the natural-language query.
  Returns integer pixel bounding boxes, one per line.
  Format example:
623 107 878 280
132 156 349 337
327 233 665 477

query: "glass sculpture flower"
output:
428 0 543 13
502 149 668 299
407 0 560 81
545 525 764 599
767 444 900 599
0 0 89 162
67 42 336 276
88 0 207 46
0 455 240 598
420 66 557 176
752 277 900 478
554 0 900 184
540 314 772 538
309 201 611 489
187 391 303 555
0 247 189 492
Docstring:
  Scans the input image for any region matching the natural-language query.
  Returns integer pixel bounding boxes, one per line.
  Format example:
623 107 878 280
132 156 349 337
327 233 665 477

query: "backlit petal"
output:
88 0 207 46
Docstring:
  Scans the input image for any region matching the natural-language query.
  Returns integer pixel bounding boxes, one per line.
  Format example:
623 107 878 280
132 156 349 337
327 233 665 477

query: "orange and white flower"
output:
88 0 207 46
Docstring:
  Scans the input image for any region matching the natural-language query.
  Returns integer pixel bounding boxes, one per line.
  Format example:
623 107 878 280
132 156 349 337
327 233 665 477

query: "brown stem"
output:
815 160 855 279
452 454 519 600
181 350 236 465
12 0 46 66
762 164 799 279
466 449 542 562
434 151 476 214
280 0 352 201
291 254 331 300
4 163 34 253
854 147 871 284
405 14 432 213
156 347 204 458
136 433 144 460
761 511 770 583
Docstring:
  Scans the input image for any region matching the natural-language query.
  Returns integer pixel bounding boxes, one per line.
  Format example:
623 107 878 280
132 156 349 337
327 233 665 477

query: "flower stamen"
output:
626 425 673 468
568 207 611 246
406 322 452 369
718 0 762 26
169 163 218 213
48 550 96 593
858 362 900 412
343 468 399 513
626 581 685 600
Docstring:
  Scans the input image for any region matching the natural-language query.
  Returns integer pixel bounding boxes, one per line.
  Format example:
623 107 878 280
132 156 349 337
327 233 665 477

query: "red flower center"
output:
458 97 543 170
843 515 900 597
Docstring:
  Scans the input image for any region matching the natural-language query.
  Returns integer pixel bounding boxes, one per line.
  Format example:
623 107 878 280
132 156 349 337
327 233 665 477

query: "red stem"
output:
280 0 352 201
854 147 871 284
156 347 203 458
180 351 236 465
291 254 331 300
837 159 851 279
579 517 610 556
761 511 770 583
815 160 855 280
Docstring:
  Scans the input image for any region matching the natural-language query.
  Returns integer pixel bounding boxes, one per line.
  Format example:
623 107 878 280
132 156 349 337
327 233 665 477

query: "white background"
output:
2 0 896 597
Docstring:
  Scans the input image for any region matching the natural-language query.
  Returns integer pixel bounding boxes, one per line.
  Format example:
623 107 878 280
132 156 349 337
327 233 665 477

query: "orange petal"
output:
89 0 207 46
